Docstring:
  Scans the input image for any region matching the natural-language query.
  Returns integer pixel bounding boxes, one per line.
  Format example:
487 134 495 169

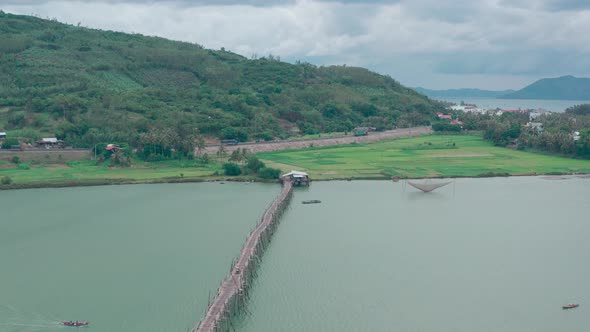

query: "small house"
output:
437 112 452 119
281 170 310 186
37 137 63 148
0 132 6 139
526 122 543 133
572 131 581 141
105 144 119 151
529 109 550 121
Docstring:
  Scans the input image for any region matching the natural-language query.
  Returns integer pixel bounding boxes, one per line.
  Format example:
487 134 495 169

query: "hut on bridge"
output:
281 170 310 186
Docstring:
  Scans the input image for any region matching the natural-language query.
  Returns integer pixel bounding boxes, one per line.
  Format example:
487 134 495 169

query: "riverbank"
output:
2 134 590 190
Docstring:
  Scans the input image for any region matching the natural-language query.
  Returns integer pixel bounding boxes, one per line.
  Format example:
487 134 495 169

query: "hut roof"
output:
39 137 59 143
282 170 309 178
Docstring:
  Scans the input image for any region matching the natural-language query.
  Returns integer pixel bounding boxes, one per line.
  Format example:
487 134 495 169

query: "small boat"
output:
562 303 579 309
302 200 321 204
63 321 89 327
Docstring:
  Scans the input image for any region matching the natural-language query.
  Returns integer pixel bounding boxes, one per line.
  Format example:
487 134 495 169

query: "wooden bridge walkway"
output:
193 179 294 332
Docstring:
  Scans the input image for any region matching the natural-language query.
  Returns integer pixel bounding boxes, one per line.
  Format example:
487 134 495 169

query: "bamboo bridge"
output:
193 179 294 332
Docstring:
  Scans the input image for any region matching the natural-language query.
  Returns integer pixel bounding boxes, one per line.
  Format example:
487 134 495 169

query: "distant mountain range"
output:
414 87 513 98
499 76 590 100
416 75 590 101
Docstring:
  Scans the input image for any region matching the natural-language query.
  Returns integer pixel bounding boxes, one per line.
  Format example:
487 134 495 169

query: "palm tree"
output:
216 144 227 163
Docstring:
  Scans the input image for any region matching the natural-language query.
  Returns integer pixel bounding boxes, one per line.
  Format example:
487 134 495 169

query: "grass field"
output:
0 160 223 189
257 134 590 179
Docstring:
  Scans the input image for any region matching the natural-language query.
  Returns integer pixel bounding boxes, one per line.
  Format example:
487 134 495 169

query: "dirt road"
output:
201 126 432 155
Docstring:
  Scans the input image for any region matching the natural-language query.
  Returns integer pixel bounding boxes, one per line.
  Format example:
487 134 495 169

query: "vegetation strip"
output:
194 179 294 332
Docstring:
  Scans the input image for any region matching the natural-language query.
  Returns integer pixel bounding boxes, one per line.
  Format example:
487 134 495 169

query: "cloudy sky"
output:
3 0 590 89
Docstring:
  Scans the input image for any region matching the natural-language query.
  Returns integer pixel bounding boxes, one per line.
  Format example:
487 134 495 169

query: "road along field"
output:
202 127 432 155
256 134 590 180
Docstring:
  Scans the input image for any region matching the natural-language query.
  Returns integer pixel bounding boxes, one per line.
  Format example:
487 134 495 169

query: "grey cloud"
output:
500 0 590 11
0 0 399 5
434 50 590 77
1 0 292 5
400 0 485 23
544 0 590 10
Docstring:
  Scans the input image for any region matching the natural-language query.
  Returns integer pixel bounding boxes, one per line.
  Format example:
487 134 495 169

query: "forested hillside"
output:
0 11 442 152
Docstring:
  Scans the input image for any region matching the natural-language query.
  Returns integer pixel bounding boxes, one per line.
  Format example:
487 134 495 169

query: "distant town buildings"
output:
495 109 529 116
529 109 551 121
444 103 555 133
445 103 551 119
525 122 544 133
436 112 452 119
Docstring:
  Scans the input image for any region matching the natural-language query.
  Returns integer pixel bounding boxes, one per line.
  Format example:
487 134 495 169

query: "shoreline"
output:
3 132 589 191
2 170 588 191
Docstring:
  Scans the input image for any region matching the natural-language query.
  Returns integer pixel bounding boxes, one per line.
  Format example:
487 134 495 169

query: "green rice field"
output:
257 134 590 179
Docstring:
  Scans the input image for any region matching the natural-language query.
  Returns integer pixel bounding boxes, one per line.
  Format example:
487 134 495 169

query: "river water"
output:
0 182 280 332
238 177 590 332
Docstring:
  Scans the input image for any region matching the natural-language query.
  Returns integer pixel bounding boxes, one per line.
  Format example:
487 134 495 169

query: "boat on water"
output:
302 200 321 204
562 303 579 309
63 321 89 327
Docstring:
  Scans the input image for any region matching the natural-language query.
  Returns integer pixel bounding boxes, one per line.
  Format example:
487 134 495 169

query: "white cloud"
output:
2 0 590 89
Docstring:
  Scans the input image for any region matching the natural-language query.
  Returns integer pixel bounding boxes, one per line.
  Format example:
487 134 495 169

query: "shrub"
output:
1 176 12 185
432 122 462 132
198 153 210 164
11 156 20 164
110 153 131 167
223 162 242 176
258 167 281 179
255 131 274 141
246 156 265 173
1 138 19 149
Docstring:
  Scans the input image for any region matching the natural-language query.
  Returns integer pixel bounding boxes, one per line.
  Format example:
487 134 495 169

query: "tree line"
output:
446 105 590 158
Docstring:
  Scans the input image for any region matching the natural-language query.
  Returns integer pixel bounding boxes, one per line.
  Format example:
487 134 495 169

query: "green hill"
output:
0 11 442 149
500 75 590 100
